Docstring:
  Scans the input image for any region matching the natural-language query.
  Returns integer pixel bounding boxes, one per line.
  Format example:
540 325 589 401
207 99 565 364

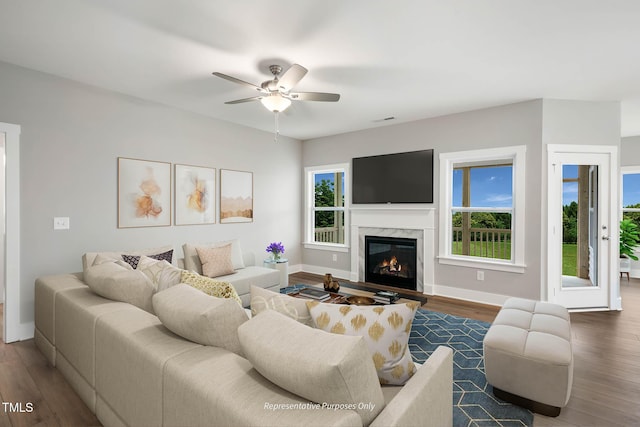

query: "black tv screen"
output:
352 149 434 204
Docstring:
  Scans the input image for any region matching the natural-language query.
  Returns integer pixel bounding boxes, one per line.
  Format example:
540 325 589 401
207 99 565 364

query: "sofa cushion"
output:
152 284 248 355
307 301 420 385
84 260 156 314
82 245 174 272
196 244 235 278
181 270 242 306
216 266 280 301
237 310 385 426
137 256 183 292
183 239 245 273
250 285 312 326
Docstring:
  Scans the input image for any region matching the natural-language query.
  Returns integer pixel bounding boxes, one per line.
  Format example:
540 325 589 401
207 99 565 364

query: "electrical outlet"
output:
332 253 338 262
476 270 484 281
53 217 70 230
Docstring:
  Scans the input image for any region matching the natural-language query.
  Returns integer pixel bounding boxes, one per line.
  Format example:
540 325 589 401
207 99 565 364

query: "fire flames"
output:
379 256 402 273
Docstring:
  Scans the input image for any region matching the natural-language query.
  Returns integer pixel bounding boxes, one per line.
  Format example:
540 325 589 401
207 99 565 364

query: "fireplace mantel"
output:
350 207 435 294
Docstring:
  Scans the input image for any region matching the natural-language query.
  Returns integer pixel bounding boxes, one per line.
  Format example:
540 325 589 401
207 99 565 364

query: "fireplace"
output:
365 235 417 290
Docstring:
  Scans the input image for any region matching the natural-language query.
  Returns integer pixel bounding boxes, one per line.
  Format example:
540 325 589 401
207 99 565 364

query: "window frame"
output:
439 146 526 273
621 166 640 217
304 163 350 252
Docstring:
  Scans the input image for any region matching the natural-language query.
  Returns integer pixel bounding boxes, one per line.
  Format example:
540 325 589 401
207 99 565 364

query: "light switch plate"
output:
53 217 70 230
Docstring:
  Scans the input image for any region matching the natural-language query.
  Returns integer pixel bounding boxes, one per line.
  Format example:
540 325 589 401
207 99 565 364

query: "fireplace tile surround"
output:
350 207 436 294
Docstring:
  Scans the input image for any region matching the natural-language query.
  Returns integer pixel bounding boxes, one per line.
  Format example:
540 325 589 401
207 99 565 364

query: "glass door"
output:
548 150 613 310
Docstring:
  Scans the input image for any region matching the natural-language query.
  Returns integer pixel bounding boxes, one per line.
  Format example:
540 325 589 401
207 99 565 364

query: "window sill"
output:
437 255 526 273
303 242 349 252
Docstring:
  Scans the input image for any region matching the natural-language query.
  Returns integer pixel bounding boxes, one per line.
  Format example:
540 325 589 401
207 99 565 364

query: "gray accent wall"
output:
302 99 621 302
621 136 640 166
0 61 302 326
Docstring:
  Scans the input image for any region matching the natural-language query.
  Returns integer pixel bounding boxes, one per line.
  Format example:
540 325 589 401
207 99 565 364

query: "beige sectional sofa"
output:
35 270 453 426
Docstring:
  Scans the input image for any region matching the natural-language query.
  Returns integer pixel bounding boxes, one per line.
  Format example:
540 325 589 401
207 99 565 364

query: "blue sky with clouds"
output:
563 166 640 207
623 173 640 207
452 166 513 208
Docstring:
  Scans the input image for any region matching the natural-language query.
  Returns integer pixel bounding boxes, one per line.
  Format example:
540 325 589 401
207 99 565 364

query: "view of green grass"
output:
562 243 577 276
452 241 511 260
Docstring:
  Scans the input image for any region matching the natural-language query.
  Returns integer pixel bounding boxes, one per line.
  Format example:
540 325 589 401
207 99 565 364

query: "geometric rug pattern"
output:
410 309 533 427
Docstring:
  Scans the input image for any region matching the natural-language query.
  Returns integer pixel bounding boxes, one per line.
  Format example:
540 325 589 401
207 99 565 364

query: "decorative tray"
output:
346 295 376 306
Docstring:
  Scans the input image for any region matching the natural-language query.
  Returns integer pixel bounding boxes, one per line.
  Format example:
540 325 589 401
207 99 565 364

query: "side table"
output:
263 258 289 288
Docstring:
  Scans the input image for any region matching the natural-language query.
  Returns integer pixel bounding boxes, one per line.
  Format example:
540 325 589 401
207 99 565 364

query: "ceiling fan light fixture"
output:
260 93 291 112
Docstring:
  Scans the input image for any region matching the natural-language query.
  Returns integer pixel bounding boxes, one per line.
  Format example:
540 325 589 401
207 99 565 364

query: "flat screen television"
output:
352 149 434 204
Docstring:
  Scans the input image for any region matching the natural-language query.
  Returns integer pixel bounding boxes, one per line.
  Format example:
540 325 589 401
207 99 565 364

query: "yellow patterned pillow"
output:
181 270 242 306
306 301 420 385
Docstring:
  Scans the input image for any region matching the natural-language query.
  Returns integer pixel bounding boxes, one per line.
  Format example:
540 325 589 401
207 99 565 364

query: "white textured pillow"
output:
307 301 420 385
152 284 248 355
182 239 245 274
250 285 312 326
237 310 385 425
195 244 235 278
137 256 183 292
84 260 156 314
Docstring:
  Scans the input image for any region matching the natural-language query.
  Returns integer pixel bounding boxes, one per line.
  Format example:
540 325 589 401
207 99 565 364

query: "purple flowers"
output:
266 242 285 260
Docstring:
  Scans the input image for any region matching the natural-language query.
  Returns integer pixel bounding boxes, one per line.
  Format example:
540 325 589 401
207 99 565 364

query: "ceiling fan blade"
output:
212 72 266 93
277 64 308 92
288 92 340 102
224 96 263 104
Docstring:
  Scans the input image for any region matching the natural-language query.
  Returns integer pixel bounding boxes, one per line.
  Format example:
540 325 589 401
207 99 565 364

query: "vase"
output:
271 253 281 262
323 273 340 292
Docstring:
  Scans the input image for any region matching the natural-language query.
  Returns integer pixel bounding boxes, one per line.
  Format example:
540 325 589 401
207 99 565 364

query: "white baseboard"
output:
432 284 507 307
5 321 34 343
299 265 352 282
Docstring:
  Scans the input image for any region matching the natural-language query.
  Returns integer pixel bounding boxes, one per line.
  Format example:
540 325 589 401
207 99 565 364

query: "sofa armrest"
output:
371 345 453 427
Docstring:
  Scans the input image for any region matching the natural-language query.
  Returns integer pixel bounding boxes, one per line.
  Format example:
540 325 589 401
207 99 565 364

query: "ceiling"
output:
1 1 640 140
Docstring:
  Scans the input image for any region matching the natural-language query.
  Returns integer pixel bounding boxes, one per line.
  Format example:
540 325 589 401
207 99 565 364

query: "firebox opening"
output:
365 236 417 291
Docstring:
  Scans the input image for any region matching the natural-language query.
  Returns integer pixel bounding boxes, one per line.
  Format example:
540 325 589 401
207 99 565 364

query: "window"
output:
622 168 640 229
439 146 526 273
304 164 349 250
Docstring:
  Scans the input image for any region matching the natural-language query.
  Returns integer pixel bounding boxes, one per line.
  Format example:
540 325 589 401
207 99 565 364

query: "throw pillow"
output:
195 244 235 278
84 260 156 314
121 249 174 269
137 255 183 292
237 310 385 425
182 239 245 274
152 284 249 356
306 301 421 385
82 245 173 272
250 285 313 326
92 253 133 270
181 270 242 306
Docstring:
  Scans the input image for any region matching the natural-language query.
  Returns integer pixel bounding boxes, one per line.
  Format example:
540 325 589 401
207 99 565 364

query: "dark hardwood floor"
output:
0 275 638 426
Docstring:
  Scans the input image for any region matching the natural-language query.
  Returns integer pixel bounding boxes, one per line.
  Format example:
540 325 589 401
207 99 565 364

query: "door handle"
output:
602 236 610 240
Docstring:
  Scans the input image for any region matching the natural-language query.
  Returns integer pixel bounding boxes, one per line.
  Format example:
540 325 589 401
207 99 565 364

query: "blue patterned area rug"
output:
411 309 533 427
281 286 532 426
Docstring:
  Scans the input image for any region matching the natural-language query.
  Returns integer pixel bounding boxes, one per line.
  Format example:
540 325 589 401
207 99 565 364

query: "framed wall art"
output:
118 157 171 228
220 169 253 223
175 164 216 225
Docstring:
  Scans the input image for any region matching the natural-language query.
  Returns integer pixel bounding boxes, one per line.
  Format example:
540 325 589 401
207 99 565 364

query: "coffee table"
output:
286 284 415 306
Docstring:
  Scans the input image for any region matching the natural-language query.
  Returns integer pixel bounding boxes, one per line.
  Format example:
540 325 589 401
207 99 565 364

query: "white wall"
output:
0 60 302 328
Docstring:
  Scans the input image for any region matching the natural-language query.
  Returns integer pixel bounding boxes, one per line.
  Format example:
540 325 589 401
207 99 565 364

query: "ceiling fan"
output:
212 64 340 113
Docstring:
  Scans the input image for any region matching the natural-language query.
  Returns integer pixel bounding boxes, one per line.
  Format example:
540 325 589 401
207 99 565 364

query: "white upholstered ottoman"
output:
483 297 573 416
